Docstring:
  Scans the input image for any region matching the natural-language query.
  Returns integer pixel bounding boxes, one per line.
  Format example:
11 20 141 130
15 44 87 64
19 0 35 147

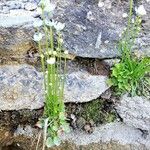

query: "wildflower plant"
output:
109 0 150 96
33 0 70 149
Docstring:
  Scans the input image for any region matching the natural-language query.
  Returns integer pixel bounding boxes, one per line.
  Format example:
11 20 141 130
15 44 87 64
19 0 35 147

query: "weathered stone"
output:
0 10 40 56
65 71 109 103
0 64 109 110
0 65 44 110
54 0 150 58
103 59 120 67
24 2 37 11
5 1 22 9
0 0 149 59
101 89 112 100
1 122 150 150
116 94 150 132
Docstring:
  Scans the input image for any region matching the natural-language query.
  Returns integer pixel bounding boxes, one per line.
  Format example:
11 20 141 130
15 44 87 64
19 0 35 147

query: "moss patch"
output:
66 99 117 130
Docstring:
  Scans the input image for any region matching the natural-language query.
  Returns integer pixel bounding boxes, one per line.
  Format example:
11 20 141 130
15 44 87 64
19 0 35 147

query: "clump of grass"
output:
33 0 70 149
109 0 150 96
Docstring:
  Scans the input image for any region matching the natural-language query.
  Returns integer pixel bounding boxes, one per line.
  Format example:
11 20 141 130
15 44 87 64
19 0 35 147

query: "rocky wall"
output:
0 0 150 149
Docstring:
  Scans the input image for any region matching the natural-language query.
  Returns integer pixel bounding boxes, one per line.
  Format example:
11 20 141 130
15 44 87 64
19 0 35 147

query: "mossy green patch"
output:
66 99 117 128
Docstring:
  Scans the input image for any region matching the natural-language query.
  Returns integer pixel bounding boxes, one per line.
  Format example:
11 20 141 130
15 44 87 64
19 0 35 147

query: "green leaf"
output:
46 137 54 148
52 125 58 131
53 137 61 146
59 112 66 121
61 123 70 133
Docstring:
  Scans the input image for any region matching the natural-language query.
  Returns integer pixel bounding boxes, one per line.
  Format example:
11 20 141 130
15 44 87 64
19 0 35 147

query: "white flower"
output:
122 13 128 18
36 7 42 15
48 51 52 55
47 57 56 64
53 51 57 55
33 33 43 42
64 50 68 55
40 54 44 58
131 18 135 23
54 22 65 31
98 1 104 8
135 5 147 16
39 0 56 13
33 20 43 28
45 19 56 27
59 38 63 44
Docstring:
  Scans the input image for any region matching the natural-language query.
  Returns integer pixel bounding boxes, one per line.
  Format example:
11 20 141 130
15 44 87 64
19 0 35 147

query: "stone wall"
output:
0 0 150 149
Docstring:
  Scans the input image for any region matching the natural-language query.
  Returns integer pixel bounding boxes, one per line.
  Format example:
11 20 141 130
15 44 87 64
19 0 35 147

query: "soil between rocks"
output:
0 98 117 135
0 109 43 133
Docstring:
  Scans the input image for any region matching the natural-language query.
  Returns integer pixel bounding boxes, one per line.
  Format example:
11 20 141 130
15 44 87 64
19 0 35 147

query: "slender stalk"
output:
42 118 49 150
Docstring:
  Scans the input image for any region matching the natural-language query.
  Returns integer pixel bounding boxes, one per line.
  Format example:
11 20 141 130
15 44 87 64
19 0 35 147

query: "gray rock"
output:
54 0 150 58
103 59 120 67
101 89 112 100
24 2 37 11
64 71 109 103
0 64 109 110
0 65 44 110
2 6 9 13
0 10 40 56
76 117 86 129
11 122 150 149
5 1 22 9
0 0 149 59
116 94 150 132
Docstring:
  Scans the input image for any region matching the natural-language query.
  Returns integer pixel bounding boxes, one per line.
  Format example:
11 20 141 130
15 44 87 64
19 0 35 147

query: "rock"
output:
103 59 120 67
54 0 150 58
2 6 9 14
101 89 112 100
76 117 86 129
0 0 149 59
0 65 44 110
1 122 150 149
24 2 37 11
5 1 22 9
116 94 150 132
0 10 40 57
0 64 109 110
64 71 109 103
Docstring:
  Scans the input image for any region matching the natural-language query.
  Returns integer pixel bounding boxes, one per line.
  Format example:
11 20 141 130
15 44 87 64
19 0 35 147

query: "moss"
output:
81 99 116 125
66 99 117 127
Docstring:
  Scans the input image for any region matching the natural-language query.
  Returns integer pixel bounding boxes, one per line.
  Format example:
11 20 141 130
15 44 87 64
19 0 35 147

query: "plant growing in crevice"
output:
109 0 150 96
33 0 70 149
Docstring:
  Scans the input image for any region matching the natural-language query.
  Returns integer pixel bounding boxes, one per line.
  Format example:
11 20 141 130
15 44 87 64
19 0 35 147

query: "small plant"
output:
109 0 150 96
33 0 70 149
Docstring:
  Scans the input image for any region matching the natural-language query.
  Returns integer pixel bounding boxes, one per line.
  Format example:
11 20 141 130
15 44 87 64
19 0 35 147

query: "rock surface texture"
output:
1 122 150 150
0 64 109 110
116 95 150 133
0 0 149 58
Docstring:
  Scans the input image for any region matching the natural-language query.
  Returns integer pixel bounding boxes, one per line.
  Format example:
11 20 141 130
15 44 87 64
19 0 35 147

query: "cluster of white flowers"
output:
64 50 69 55
47 57 56 65
45 19 56 27
122 5 146 20
45 19 65 31
122 13 128 18
39 0 56 13
33 32 43 41
135 5 147 16
54 22 65 31
33 20 43 28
